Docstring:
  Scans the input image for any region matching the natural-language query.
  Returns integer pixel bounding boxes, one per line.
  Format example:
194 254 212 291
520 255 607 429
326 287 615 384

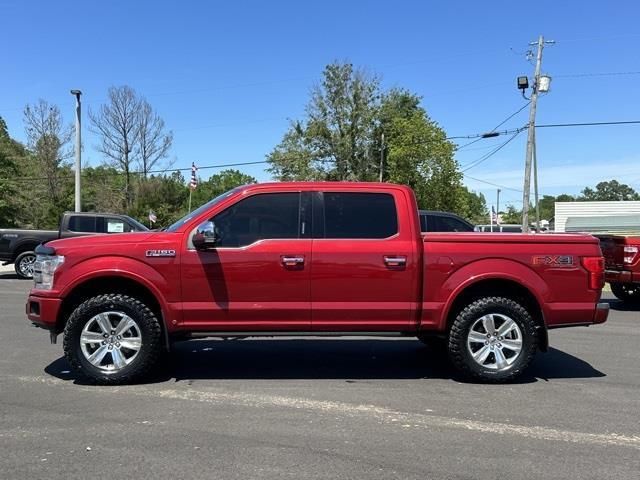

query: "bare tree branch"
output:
89 85 142 207
23 99 73 204
136 99 173 178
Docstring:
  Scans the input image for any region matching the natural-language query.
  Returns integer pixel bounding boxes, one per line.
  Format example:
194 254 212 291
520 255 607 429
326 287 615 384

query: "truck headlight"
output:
33 255 64 290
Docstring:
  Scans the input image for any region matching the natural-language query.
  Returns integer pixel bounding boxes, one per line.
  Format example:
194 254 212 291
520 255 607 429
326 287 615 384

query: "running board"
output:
175 331 420 340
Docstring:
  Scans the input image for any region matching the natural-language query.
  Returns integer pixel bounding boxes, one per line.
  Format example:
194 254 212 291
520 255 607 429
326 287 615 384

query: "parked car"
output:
476 224 523 233
1 212 148 279
26 182 608 384
596 234 640 303
419 210 475 232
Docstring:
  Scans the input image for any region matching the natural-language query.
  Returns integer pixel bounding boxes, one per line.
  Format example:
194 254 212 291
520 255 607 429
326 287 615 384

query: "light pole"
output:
70 89 82 212
518 35 553 232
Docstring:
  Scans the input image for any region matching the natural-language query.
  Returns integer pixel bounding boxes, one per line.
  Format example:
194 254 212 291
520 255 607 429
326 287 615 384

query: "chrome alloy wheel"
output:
466 313 523 371
79 311 142 372
18 254 36 278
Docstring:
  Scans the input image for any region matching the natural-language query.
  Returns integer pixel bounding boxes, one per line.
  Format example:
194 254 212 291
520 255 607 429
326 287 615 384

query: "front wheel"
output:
15 251 36 279
448 297 538 383
63 294 163 384
610 282 640 304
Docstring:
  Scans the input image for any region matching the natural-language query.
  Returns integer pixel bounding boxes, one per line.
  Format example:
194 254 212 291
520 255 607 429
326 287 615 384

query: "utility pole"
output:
532 129 540 232
521 35 553 232
70 90 82 212
379 133 385 182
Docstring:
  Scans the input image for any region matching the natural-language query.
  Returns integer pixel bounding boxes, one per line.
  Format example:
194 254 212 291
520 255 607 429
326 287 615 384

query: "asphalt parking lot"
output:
1 268 639 480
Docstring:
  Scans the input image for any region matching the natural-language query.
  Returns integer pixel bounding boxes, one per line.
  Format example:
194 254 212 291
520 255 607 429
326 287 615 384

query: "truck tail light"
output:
623 246 639 265
581 256 605 290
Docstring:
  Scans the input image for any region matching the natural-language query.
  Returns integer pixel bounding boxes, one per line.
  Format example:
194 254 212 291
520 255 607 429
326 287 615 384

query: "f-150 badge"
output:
146 249 176 257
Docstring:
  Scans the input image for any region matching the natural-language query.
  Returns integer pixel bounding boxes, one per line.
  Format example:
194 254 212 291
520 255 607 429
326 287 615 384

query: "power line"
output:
555 71 640 78
456 102 530 151
460 131 523 172
536 120 640 128
5 160 270 183
463 174 523 194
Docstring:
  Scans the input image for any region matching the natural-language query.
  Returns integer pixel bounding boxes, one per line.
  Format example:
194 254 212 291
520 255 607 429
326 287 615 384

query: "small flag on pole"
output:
491 206 498 224
148 210 157 224
189 162 198 190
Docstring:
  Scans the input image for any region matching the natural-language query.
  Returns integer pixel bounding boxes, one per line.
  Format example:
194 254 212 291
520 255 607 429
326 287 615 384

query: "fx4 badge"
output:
146 249 176 258
532 255 574 266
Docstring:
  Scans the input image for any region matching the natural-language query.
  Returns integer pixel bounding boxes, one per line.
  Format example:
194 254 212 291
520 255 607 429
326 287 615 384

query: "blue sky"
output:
1 0 639 208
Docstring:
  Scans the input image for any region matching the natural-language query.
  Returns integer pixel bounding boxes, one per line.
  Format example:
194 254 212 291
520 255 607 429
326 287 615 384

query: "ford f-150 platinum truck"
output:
597 234 640 303
1 212 148 279
26 182 609 384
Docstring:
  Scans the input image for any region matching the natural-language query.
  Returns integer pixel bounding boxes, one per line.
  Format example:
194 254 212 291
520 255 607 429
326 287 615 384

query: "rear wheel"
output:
610 282 640 303
448 296 538 383
14 251 36 279
63 294 163 384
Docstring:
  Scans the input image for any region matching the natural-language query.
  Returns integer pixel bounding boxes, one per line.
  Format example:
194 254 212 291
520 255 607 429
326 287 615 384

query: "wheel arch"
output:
444 278 548 352
13 241 40 260
57 275 170 350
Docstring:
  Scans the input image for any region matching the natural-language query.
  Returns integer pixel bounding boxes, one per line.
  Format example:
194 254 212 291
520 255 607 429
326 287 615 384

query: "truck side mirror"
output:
192 221 218 250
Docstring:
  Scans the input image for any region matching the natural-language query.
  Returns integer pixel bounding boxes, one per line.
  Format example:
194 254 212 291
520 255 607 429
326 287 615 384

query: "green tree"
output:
190 169 257 209
268 62 380 180
0 117 25 227
379 89 461 213
459 188 487 224
128 171 189 227
580 180 640 201
501 205 522 224
267 63 462 214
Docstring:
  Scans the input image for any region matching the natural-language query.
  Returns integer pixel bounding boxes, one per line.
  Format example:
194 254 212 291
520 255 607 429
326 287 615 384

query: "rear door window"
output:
323 193 398 239
68 216 96 233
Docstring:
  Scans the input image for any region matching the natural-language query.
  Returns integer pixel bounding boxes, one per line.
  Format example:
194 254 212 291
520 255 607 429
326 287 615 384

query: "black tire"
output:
610 282 640 304
63 294 163 385
448 296 538 383
14 251 36 279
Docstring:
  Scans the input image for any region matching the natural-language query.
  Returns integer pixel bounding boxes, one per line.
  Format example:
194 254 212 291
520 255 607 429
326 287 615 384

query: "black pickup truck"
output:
0 212 148 279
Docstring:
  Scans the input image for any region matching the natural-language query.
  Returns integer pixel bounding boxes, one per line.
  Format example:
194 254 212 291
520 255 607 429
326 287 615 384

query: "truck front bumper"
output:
26 294 62 332
605 269 640 284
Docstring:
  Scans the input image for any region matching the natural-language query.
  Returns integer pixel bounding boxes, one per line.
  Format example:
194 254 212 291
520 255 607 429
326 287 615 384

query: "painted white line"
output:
9 375 640 449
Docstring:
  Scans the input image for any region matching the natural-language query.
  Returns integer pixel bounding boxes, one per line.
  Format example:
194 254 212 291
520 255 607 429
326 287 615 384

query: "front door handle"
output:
384 255 407 267
281 255 305 268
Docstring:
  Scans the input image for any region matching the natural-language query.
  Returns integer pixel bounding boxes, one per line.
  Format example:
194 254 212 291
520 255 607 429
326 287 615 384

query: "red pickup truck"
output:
26 182 609 384
597 234 640 303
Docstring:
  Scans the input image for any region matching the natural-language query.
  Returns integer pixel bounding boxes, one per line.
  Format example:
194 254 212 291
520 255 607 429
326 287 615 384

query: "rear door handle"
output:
281 255 305 268
384 255 407 267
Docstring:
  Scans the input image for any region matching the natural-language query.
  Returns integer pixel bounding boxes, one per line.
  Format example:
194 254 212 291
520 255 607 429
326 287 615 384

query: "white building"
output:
554 201 640 233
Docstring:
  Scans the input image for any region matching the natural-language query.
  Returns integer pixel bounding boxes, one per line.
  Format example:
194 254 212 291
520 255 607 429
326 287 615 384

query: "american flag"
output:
148 210 157 224
189 162 198 190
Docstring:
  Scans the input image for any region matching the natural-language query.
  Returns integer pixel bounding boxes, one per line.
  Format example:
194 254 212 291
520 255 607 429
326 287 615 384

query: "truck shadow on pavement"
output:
44 339 605 385
0 272 20 280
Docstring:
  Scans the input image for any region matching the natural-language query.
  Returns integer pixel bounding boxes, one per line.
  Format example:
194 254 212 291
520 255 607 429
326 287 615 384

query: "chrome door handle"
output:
281 256 305 267
384 256 407 267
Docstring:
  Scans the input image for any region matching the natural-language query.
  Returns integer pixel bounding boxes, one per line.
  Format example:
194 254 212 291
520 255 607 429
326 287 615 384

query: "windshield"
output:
127 216 150 232
165 187 241 232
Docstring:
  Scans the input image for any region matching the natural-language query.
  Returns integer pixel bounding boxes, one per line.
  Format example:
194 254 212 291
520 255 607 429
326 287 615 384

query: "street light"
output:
70 90 82 212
